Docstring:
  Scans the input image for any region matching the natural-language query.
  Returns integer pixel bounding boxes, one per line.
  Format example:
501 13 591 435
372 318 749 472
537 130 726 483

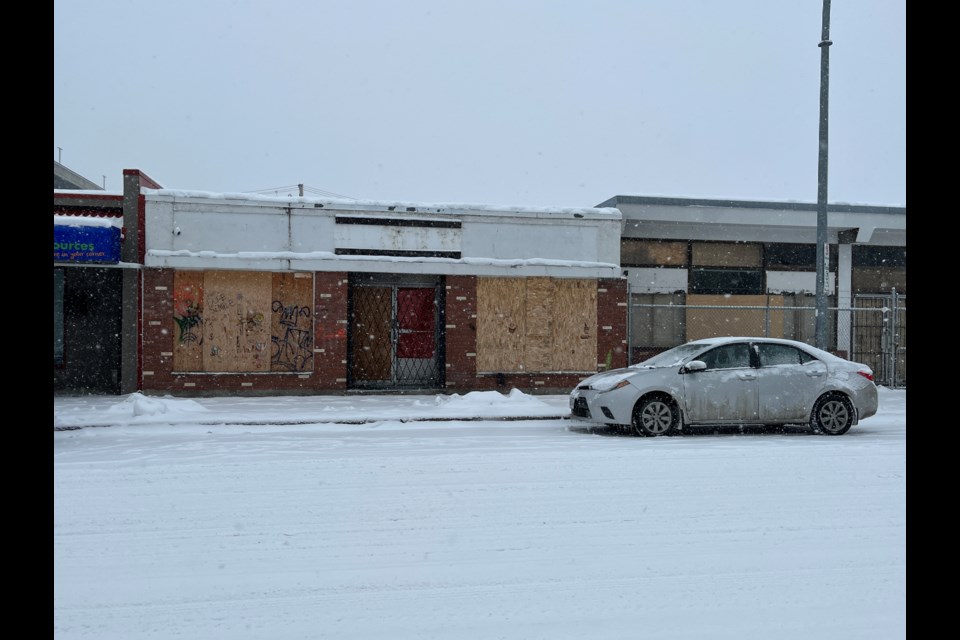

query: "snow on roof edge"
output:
141 188 621 216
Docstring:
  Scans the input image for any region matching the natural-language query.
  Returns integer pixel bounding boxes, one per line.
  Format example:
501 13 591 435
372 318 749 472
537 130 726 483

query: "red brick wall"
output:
312 272 349 390
597 277 629 371
141 268 175 391
141 269 627 395
443 276 478 390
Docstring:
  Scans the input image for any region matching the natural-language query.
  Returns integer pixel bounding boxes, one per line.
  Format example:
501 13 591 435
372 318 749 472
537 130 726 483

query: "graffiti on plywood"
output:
271 300 313 371
173 273 205 372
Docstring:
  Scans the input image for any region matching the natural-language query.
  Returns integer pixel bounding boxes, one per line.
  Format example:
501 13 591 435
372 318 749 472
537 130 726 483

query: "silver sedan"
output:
569 336 878 436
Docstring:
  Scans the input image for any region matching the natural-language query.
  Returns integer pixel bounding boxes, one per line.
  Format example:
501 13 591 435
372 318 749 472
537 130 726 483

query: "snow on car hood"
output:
574 367 639 391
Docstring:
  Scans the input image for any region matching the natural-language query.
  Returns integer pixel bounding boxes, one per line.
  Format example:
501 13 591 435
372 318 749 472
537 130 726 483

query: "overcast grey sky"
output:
53 0 905 208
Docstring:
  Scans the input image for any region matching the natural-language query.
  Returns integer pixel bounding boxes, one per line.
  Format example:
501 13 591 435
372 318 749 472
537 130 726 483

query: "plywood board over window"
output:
686 294 785 340
172 271 204 372
523 278 556 372
270 272 315 372
692 242 761 267
476 278 526 373
477 277 596 373
852 267 907 294
621 240 688 267
203 271 272 372
553 279 598 371
172 271 315 373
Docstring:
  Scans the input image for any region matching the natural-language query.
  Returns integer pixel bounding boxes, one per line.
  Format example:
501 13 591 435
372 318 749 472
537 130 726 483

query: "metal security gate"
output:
850 289 906 388
348 273 444 389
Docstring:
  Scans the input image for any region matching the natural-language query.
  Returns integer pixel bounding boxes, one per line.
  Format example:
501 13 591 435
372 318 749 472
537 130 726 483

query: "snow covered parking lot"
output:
54 388 905 639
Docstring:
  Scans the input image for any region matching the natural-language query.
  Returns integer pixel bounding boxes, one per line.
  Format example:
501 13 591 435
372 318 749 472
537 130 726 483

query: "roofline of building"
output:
54 160 103 191
597 195 905 216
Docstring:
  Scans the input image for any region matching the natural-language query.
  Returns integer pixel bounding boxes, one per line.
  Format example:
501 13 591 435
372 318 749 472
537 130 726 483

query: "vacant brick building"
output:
137 189 624 395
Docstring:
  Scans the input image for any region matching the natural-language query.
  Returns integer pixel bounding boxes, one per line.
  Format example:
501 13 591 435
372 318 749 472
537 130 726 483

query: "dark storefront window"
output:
765 243 816 268
53 267 123 394
689 268 763 295
852 245 907 267
54 269 65 365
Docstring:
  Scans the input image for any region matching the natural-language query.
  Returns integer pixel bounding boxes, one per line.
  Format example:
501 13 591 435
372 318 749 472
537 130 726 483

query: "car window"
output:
757 344 803 366
699 343 751 370
638 342 712 368
757 343 822 366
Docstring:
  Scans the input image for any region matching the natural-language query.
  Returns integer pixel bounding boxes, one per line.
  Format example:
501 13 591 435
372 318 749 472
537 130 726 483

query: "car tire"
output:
810 394 854 436
632 395 680 437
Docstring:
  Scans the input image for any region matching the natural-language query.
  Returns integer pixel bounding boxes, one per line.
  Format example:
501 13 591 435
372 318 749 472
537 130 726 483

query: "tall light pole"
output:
815 0 832 349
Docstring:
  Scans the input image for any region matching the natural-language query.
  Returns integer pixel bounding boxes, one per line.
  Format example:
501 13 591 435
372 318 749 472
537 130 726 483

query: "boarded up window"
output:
173 271 314 373
852 267 906 294
686 294 785 340
476 277 596 373
270 272 315 371
621 240 688 267
203 271 272 372
692 242 761 267
476 278 526 373
173 271 205 372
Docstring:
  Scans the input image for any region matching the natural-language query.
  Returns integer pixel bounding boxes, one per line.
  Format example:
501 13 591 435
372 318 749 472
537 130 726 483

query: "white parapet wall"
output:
144 190 623 279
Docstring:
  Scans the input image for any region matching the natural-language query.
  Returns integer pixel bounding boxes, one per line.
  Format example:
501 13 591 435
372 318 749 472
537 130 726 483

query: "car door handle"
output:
737 372 757 380
805 371 824 377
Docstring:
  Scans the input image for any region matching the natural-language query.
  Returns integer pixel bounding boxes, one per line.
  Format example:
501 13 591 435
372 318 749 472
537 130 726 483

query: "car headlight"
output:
591 375 634 393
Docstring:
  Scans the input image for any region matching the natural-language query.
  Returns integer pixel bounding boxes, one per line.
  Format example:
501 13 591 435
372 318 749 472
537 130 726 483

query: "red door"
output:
397 288 435 359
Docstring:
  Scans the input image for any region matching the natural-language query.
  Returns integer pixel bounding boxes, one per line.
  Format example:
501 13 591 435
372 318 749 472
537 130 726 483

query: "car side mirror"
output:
684 360 706 373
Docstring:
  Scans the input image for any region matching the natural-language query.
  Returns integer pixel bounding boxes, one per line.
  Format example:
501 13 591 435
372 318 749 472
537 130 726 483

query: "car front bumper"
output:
569 387 635 426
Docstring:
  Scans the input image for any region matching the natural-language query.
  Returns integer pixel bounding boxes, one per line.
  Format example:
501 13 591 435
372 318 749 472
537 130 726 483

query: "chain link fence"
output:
627 290 905 388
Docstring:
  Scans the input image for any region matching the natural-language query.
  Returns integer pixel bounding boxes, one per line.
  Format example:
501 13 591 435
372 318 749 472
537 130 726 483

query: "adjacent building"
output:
603 195 906 385
54 166 159 394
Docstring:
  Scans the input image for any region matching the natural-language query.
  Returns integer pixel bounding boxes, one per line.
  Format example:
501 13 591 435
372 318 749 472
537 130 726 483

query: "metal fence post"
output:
626 280 633 365
889 287 898 387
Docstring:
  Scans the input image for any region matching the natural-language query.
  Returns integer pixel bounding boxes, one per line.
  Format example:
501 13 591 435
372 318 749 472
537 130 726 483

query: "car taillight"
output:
857 370 874 382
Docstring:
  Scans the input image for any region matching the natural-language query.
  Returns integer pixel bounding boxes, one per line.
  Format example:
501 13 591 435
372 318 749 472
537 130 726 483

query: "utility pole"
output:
815 0 832 349
299 183 304 197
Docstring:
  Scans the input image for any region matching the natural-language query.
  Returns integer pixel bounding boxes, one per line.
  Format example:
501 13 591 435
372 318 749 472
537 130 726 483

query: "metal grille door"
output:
851 290 906 387
349 276 443 389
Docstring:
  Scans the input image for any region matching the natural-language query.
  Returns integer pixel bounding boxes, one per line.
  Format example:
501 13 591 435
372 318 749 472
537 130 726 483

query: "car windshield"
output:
633 342 712 368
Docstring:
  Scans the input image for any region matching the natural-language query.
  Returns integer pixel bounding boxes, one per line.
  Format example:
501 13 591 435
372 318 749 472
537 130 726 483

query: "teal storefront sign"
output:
54 224 122 264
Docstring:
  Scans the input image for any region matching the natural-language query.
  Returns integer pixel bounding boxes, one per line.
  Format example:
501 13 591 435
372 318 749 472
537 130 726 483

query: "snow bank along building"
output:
54 165 906 395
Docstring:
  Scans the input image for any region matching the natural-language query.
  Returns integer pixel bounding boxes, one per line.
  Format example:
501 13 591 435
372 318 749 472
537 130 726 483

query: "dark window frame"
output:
689 267 764 295
852 245 906 268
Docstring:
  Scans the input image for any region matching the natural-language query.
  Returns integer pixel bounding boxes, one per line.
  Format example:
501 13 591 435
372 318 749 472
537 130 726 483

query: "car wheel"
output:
632 395 679 437
811 394 854 436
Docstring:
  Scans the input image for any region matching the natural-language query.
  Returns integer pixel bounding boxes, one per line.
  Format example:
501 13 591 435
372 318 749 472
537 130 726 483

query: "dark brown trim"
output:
335 248 461 259
335 216 461 229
